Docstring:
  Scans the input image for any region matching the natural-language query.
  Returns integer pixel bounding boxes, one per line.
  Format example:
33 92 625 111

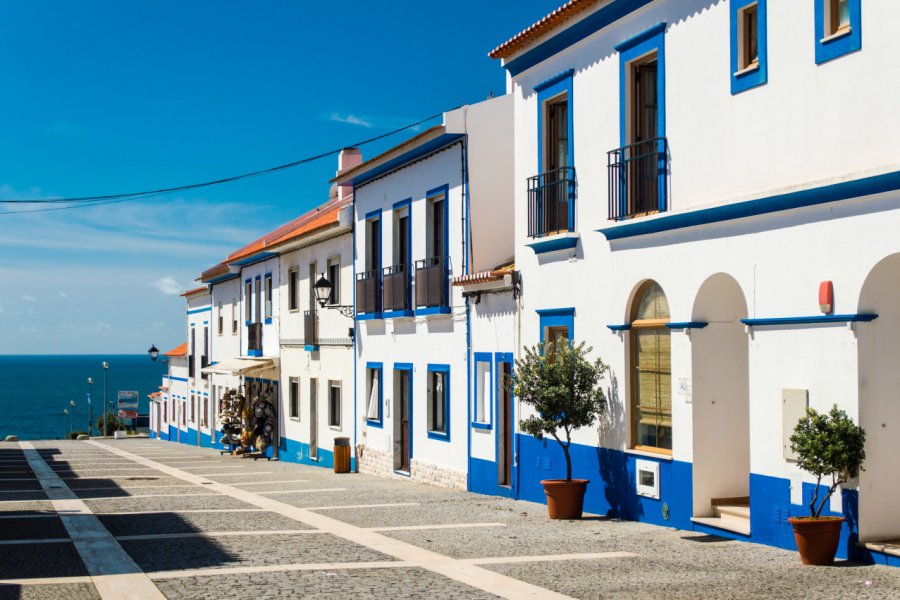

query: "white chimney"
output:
337 147 362 203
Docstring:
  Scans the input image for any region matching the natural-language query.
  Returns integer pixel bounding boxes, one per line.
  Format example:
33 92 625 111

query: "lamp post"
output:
313 276 355 318
148 344 159 362
87 377 93 437
102 361 109 437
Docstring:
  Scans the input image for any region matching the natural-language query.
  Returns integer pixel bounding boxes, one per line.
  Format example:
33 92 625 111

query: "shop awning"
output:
201 357 278 378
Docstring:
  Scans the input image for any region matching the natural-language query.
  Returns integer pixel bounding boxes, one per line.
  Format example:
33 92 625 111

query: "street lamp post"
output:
87 378 93 436
102 361 109 437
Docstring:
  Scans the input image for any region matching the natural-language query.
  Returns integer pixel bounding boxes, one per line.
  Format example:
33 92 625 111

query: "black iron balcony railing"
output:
415 256 449 308
608 137 668 221
527 166 576 238
382 264 411 312
356 269 381 315
303 310 318 346
247 322 263 353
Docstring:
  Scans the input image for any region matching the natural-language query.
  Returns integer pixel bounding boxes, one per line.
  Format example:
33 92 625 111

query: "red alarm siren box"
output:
819 281 834 314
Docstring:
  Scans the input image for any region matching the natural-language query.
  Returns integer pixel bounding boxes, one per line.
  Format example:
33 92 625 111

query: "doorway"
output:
309 378 318 460
497 358 513 488
393 367 412 472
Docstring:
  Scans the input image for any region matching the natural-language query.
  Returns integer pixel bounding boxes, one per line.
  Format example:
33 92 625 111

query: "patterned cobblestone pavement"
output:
3 439 900 599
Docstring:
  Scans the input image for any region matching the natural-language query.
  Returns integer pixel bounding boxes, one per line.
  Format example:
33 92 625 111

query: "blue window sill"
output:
304 345 320 352
427 431 450 441
525 231 579 255
356 312 383 321
247 349 263 357
367 419 383 429
245 320 251 326
416 306 451 317
264 318 273 325
383 309 414 319
472 422 492 431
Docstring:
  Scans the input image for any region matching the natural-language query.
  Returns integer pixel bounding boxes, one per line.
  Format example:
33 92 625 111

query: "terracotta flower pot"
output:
788 516 845 565
541 479 588 519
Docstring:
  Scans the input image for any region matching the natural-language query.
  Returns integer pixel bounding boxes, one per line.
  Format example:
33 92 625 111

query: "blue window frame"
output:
385 198 414 318
814 0 861 65
264 273 273 324
426 364 450 441
534 70 576 235
472 353 492 430
730 0 768 94
538 307 575 351
244 278 252 325
415 186 452 316
358 209 383 320
365 362 383 427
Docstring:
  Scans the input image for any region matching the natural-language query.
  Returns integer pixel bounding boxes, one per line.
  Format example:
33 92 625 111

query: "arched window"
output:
630 281 672 453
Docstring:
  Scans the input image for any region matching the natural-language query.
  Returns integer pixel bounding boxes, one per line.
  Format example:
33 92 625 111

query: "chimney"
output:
337 147 362 203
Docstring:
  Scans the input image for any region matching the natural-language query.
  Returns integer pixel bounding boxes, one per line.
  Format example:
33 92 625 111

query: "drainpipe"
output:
461 130 473 491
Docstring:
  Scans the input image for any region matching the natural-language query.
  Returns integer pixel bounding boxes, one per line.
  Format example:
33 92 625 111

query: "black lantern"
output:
314 276 333 308
148 344 160 362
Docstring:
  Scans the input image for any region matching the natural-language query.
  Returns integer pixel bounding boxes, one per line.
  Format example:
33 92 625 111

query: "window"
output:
730 1 767 94
538 307 574 362
289 377 299 419
264 274 272 322
427 365 450 439
231 299 238 334
202 396 209 428
308 262 317 311
217 303 223 335
190 394 196 423
288 268 299 311
327 259 340 305
328 381 341 428
189 327 196 380
201 326 209 380
365 364 383 425
427 192 446 260
244 280 252 323
815 0 860 64
473 354 491 428
163 400 167 423
629 281 672 454
254 277 262 324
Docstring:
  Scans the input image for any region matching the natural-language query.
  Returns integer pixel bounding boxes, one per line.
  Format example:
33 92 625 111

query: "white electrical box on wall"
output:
635 459 660 499
783 388 809 460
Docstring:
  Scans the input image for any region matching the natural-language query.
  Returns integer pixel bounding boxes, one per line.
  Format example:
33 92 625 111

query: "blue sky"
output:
0 0 559 354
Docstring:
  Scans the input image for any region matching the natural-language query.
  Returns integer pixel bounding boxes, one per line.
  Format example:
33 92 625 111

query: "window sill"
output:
525 231 579 255
289 416 300 422
733 62 760 77
288 308 300 313
416 306 452 317
304 345 320 352
366 419 383 429
329 425 342 432
624 448 673 462
356 312 383 321
472 422 492 430
383 309 415 319
427 431 450 441
821 27 851 44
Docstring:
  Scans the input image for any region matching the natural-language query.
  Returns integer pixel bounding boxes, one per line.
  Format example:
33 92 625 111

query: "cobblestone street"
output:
2 439 900 599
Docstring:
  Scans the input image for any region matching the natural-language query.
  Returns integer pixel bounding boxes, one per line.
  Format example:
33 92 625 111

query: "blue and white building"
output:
490 0 900 563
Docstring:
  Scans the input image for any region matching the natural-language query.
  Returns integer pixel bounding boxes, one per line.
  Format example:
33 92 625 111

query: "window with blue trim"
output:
730 0 768 94
244 279 252 324
473 353 492 429
427 364 450 439
538 308 575 359
358 212 382 316
814 0 860 64
264 274 273 323
365 363 383 426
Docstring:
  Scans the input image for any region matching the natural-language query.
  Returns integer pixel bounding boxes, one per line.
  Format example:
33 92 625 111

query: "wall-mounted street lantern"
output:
148 344 160 362
314 276 354 319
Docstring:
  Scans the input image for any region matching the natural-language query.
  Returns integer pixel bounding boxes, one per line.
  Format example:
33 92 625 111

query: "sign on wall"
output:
118 390 139 419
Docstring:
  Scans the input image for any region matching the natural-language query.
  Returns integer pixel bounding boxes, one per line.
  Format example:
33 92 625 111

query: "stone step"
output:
692 516 751 536
715 504 751 521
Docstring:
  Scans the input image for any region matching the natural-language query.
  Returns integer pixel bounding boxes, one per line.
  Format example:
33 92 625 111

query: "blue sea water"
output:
0 355 167 440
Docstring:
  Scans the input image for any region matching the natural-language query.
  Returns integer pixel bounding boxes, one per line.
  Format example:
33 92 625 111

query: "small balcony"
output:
527 166 576 238
608 137 669 221
247 322 263 354
303 310 318 349
356 269 381 316
382 264 411 314
415 256 449 311
200 355 209 380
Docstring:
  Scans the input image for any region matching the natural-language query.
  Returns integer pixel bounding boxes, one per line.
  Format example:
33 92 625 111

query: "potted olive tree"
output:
515 340 608 519
787 405 866 565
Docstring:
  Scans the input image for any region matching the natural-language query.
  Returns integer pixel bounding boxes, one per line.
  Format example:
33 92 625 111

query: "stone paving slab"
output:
152 567 499 599
99 511 314 536
0 542 89 579
0 516 68 541
82 494 253 514
0 583 101 600
0 500 53 513
74 486 221 499
0 492 47 502
66 476 182 489
121 533 391 573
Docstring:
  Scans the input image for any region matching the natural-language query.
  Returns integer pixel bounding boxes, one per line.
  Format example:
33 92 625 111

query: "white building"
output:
154 342 187 442
490 0 900 563
184 287 212 447
336 98 515 490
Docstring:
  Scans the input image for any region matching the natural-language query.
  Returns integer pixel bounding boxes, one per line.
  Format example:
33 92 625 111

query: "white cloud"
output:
21 294 35 302
150 276 182 295
329 113 373 128
59 291 68 298
0 304 4 315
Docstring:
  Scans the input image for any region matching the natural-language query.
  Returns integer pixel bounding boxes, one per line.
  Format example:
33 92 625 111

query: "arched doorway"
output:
857 254 900 542
690 273 750 530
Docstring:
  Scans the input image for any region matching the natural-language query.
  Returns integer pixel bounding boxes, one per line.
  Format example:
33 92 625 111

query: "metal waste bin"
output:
334 437 351 473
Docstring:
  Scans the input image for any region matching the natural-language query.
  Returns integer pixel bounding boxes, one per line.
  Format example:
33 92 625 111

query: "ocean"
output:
0 355 167 440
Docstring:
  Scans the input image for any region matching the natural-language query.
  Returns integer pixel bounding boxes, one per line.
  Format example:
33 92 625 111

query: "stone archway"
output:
690 273 750 526
857 254 900 542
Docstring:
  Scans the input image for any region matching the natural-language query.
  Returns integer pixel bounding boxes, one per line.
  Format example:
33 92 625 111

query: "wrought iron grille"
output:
527 166 576 237
415 256 449 308
383 264 411 312
355 269 381 315
607 137 668 221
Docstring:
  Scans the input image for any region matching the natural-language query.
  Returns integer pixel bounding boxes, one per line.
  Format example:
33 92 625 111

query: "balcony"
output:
247 322 263 355
415 256 449 313
382 264 412 315
200 355 209 380
527 166 576 238
303 310 318 350
356 269 381 317
608 137 669 221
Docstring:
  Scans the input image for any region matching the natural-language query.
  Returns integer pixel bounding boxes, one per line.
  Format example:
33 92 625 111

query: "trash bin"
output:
334 437 351 473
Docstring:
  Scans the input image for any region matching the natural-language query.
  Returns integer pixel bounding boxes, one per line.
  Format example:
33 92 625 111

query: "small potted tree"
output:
787 405 866 565
515 340 608 519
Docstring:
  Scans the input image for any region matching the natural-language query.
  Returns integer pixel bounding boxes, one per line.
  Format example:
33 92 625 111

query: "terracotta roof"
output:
452 263 516 287
489 0 600 60
331 125 445 184
200 262 230 283
164 342 188 357
225 197 345 264
180 286 208 298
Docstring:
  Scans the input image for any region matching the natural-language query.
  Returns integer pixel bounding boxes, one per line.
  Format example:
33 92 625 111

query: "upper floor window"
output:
630 281 672 455
327 259 340 305
288 268 299 311
730 1 768 94
264 274 273 322
308 262 317 311
244 280 252 323
217 303 223 335
254 277 262 324
231 299 238 334
741 3 758 70
538 307 574 363
815 0 860 64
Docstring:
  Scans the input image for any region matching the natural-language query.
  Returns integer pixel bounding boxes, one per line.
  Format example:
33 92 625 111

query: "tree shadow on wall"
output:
595 371 643 521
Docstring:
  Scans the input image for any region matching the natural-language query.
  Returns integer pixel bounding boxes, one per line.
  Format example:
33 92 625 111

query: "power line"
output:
0 110 448 215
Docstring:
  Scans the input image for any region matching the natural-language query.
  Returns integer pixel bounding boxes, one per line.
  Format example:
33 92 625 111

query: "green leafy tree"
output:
790 405 866 518
97 413 123 434
515 340 608 481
